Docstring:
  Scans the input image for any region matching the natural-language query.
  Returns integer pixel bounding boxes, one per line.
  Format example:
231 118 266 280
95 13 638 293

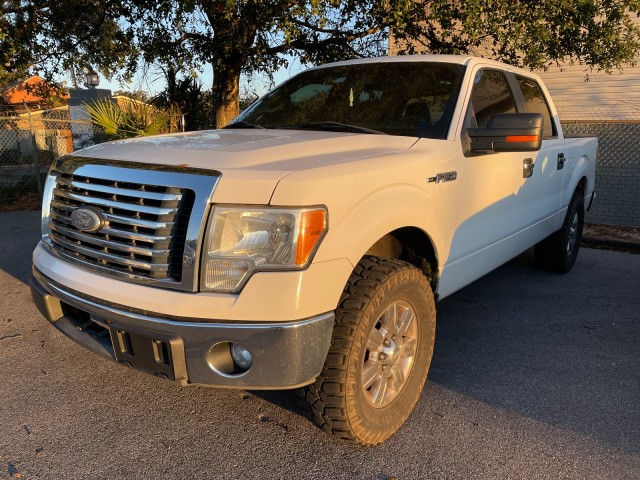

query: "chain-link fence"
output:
0 106 102 201
562 122 640 227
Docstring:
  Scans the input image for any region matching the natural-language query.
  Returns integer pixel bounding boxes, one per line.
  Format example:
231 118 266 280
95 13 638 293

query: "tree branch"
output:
267 25 382 55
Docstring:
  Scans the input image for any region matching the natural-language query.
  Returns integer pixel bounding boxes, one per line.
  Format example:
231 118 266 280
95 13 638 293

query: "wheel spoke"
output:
390 365 405 389
362 360 380 390
395 307 414 337
398 337 417 358
371 374 390 406
380 303 398 335
366 328 385 351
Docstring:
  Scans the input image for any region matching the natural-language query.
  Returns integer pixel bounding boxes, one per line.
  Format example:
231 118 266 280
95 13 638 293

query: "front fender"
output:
318 184 450 269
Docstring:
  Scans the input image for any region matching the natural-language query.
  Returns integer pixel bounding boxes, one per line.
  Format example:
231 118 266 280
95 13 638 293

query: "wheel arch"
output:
570 175 588 211
564 153 592 207
575 175 587 195
361 227 439 292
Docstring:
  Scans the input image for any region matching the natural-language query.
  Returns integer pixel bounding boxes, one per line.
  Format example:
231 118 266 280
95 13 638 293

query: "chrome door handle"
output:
523 158 534 178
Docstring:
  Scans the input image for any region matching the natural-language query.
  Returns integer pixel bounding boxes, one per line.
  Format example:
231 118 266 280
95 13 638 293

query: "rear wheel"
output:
298 256 436 445
535 189 585 273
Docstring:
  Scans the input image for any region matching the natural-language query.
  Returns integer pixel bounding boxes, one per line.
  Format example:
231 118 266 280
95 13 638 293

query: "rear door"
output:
513 74 566 229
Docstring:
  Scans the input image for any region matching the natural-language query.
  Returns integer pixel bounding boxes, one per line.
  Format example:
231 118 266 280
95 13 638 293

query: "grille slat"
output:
50 211 170 243
48 170 188 281
100 227 170 243
102 212 174 230
53 189 178 216
50 224 168 258
49 234 168 272
56 176 183 202
52 205 175 231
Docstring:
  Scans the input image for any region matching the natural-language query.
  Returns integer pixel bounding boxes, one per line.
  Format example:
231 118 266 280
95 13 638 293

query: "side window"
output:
469 70 517 127
515 75 556 138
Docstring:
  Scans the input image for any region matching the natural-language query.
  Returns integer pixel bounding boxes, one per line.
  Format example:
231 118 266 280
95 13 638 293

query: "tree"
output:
392 1 640 71
1 0 137 86
131 0 425 127
150 67 213 130
3 1 640 128
84 97 179 139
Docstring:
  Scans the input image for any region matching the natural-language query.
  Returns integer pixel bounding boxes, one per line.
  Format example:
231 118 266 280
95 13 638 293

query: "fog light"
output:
230 343 252 370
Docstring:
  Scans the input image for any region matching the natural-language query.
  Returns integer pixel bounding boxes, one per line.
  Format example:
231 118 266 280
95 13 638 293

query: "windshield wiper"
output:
223 121 265 129
278 121 386 135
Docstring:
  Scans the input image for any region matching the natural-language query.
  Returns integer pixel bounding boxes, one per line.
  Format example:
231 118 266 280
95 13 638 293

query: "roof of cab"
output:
311 54 543 82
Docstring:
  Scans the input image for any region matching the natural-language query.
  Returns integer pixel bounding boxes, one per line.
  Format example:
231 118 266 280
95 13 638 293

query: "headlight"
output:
200 206 327 292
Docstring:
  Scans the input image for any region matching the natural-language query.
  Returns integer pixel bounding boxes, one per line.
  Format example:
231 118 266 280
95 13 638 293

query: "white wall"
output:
537 63 640 122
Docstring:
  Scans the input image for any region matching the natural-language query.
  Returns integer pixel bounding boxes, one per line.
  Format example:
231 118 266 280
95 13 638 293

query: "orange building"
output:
1 75 70 111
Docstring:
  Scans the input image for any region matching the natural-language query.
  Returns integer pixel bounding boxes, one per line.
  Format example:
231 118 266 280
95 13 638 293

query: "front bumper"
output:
30 268 334 389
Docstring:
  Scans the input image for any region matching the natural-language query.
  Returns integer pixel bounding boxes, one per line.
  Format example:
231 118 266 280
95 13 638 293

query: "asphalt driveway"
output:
1 211 639 479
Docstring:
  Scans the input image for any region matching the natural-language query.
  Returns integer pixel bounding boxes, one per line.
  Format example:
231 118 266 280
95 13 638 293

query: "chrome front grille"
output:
43 156 220 291
49 173 187 279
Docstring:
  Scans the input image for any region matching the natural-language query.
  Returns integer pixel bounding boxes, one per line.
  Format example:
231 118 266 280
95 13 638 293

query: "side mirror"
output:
468 113 543 152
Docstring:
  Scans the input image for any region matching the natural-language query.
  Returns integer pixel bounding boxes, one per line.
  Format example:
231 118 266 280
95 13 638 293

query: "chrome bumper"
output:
30 268 334 389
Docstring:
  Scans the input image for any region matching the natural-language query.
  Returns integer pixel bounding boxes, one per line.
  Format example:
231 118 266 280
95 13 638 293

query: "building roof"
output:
1 75 70 105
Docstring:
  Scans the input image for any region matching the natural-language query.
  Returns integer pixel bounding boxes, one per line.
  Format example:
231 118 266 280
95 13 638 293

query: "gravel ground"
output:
1 211 639 479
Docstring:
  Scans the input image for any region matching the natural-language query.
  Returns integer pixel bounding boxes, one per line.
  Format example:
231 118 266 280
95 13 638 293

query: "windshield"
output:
233 62 466 139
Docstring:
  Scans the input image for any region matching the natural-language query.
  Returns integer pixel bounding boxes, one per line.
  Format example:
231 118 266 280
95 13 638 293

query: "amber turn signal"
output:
296 209 327 265
506 135 539 143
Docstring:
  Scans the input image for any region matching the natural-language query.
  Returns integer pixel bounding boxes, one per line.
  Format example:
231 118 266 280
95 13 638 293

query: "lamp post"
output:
85 70 99 89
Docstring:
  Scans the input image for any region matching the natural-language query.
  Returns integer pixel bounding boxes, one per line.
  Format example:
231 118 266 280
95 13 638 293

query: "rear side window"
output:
469 70 517 127
515 76 556 138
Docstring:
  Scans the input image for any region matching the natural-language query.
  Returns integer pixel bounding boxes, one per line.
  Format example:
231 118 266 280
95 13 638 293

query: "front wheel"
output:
299 256 436 445
535 189 585 273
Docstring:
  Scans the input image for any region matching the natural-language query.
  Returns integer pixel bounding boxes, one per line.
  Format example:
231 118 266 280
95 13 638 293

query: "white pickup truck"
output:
31 55 596 445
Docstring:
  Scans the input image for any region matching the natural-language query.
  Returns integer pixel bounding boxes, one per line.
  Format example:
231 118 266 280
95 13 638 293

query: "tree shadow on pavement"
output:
428 249 640 455
0 211 41 284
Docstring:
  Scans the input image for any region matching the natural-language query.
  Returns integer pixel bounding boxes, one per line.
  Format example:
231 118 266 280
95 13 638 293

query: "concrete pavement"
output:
1 210 639 479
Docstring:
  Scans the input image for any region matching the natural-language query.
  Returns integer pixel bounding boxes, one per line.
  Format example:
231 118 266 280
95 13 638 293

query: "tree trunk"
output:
213 65 241 128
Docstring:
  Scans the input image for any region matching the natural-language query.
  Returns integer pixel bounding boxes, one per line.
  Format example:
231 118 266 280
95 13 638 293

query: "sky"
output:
60 57 309 100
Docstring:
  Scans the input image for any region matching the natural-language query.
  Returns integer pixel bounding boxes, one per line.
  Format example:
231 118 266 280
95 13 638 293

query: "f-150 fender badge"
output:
427 171 457 183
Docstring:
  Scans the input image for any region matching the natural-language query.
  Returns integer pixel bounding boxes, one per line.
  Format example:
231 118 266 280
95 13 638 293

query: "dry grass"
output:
0 191 42 212
0 176 43 212
583 224 640 243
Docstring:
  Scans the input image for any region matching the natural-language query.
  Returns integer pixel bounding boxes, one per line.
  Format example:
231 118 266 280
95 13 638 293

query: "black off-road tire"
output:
297 256 436 446
535 188 585 273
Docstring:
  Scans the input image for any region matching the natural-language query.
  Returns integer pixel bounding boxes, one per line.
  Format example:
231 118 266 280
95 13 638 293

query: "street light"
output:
85 70 99 88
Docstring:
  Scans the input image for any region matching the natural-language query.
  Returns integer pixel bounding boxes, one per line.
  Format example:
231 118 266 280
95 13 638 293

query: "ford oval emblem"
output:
71 207 104 233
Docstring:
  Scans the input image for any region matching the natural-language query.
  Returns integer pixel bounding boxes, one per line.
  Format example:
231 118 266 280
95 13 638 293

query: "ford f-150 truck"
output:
31 55 597 445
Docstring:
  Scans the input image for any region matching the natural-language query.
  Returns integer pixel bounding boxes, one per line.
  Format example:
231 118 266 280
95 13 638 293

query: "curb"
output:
581 236 640 253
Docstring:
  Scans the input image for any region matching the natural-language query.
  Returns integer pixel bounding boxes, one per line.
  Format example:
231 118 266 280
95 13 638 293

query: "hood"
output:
74 129 417 171
72 129 417 203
